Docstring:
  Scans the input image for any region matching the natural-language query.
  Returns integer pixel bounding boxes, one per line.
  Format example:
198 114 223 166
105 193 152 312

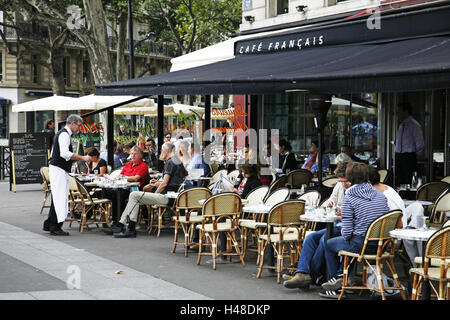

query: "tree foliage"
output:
146 0 242 54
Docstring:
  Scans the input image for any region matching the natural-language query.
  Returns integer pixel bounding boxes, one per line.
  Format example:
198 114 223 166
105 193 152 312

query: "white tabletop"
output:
403 199 433 206
300 214 341 223
289 189 305 194
198 198 249 206
185 176 212 181
165 192 179 199
397 187 418 192
71 174 95 182
89 178 140 189
389 228 437 242
242 204 272 214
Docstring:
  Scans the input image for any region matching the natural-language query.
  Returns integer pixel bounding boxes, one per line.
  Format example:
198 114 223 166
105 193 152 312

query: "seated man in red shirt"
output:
120 146 149 188
102 146 148 230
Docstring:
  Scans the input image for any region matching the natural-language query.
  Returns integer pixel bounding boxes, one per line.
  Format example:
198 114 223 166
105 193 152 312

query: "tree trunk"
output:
116 11 127 81
81 0 114 84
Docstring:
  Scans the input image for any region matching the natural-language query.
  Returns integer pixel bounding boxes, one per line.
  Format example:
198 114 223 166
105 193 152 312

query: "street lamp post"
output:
128 0 156 79
128 0 135 79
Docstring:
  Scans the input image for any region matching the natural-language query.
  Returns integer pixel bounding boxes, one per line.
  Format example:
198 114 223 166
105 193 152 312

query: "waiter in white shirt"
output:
395 102 424 187
43 114 91 236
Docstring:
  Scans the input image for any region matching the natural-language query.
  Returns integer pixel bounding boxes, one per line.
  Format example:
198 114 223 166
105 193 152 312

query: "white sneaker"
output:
321 276 343 291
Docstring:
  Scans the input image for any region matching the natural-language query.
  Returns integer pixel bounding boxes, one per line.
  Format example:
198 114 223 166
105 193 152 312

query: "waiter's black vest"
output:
50 128 73 172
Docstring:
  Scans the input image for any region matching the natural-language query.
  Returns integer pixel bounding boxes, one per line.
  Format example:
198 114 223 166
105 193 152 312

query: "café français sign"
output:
237 34 324 55
235 5 450 56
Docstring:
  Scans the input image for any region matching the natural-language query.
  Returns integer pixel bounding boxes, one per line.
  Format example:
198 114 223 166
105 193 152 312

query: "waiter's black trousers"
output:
43 195 63 231
395 152 417 187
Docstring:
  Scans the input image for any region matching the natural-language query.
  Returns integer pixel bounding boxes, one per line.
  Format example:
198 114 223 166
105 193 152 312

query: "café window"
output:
0 99 8 138
262 92 312 154
277 0 289 15
82 60 91 84
26 110 54 133
324 93 379 165
63 57 70 86
31 54 39 84
262 92 379 165
0 50 3 81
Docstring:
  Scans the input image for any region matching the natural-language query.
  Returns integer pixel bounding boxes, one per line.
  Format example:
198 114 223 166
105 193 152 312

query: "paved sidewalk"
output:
0 221 209 300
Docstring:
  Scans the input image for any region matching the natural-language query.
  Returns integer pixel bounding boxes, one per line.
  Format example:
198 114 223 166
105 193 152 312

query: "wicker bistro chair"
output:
196 192 245 270
441 176 450 184
286 169 313 189
209 162 220 176
71 179 111 232
209 169 228 185
416 182 449 219
338 210 407 300
39 167 51 215
245 186 269 206
427 192 450 227
297 190 321 207
416 182 450 211
264 188 290 206
413 220 450 267
67 176 83 227
256 200 306 283
410 226 450 300
265 175 289 198
227 170 241 184
241 187 290 264
238 186 269 260
378 169 388 183
172 187 212 257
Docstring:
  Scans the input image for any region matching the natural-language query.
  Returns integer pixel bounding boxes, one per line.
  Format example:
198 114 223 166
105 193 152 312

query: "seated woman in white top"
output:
368 166 405 212
321 161 352 208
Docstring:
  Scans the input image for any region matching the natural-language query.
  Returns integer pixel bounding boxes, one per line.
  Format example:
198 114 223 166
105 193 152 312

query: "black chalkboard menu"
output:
10 132 49 189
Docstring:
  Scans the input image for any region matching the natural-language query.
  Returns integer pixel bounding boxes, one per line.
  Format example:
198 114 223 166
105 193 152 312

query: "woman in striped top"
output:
321 162 389 294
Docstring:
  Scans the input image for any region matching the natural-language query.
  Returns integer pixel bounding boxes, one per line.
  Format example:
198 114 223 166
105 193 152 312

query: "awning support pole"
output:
107 108 114 169
204 95 211 151
158 95 164 172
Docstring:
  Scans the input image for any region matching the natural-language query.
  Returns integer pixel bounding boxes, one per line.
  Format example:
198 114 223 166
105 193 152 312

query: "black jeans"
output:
395 152 417 187
101 188 130 224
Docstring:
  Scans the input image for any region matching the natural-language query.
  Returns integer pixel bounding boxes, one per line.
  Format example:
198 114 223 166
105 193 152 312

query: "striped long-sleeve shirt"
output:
341 183 389 241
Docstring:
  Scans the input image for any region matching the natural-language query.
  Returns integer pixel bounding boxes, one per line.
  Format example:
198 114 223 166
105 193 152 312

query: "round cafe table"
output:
300 211 341 240
198 198 249 206
88 178 140 223
389 228 438 300
241 203 271 214
403 199 433 206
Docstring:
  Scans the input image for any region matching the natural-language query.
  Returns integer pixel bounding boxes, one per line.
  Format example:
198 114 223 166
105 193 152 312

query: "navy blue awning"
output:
0 97 9 104
96 36 450 96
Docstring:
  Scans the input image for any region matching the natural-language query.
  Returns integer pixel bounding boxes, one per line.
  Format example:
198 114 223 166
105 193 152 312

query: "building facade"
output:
237 0 449 184
0 11 175 147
